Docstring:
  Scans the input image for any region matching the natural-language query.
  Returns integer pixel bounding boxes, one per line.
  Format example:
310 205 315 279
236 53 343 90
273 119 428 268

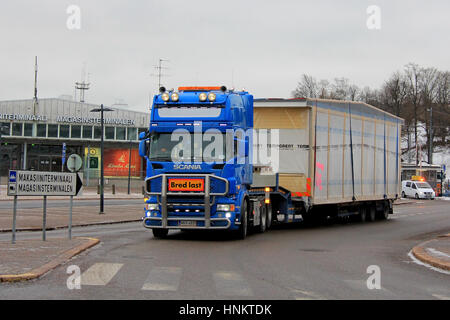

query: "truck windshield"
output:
416 182 431 189
148 132 227 163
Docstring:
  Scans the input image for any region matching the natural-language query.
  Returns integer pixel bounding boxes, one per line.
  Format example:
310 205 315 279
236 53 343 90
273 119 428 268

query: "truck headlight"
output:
161 93 170 102
208 92 216 102
199 92 207 102
171 92 179 102
146 203 159 211
217 204 235 211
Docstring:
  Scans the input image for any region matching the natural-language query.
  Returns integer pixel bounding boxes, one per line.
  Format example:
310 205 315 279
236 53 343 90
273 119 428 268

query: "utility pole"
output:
427 107 433 164
33 56 38 115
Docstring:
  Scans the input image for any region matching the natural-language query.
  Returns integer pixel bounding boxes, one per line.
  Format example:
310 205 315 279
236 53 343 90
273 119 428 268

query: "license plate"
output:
179 220 196 227
168 178 204 192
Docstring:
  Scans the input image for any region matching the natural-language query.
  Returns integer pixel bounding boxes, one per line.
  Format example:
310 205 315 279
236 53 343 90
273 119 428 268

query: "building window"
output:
48 124 58 138
127 127 137 141
116 127 126 140
105 126 115 140
12 123 23 136
71 125 81 138
94 126 102 139
24 123 33 136
37 124 46 137
82 126 92 139
0 122 10 136
59 125 70 138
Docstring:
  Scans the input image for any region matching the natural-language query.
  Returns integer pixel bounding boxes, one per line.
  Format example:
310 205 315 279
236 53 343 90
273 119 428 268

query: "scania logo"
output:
173 164 202 170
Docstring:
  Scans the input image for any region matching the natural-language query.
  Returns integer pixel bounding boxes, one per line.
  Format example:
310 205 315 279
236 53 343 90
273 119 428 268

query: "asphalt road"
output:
0 199 449 300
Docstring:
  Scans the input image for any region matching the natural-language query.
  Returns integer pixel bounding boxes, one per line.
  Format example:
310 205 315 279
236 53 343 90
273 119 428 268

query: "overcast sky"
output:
1 0 449 112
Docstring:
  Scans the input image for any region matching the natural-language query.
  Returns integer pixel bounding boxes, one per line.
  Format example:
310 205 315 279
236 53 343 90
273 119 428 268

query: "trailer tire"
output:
379 203 389 220
258 203 267 233
368 206 376 222
152 228 169 239
359 207 367 223
236 200 248 240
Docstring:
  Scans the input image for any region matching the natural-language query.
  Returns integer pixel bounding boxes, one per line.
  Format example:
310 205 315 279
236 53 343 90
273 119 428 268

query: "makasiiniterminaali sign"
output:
7 170 83 196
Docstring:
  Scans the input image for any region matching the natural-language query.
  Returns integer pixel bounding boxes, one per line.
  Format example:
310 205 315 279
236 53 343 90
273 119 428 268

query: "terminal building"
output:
0 98 150 184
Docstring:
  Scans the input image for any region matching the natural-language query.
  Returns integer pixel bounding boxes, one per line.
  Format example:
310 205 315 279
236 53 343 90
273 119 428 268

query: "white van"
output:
401 180 435 199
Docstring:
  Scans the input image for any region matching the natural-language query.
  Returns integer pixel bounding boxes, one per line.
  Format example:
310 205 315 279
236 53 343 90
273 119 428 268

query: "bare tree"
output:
404 63 422 165
292 74 318 98
419 67 439 163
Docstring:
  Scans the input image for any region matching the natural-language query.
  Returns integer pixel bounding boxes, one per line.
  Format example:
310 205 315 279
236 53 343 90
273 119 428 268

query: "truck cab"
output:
139 86 265 239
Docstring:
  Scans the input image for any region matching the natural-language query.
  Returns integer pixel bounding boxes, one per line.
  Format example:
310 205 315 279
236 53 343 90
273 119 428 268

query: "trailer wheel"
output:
236 200 248 240
359 207 367 223
379 202 389 220
258 203 267 233
368 206 376 222
266 203 272 229
152 228 168 239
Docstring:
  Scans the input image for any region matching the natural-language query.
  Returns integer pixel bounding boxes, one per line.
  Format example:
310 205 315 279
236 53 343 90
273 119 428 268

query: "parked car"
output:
401 180 435 199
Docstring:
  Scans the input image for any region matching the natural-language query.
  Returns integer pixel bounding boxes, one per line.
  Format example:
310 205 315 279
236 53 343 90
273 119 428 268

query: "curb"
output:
411 235 450 271
0 237 100 283
0 219 142 233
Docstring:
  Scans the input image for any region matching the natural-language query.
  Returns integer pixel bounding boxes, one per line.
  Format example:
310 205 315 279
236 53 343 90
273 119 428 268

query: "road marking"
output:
80 263 123 286
142 267 182 291
291 289 325 300
213 271 253 297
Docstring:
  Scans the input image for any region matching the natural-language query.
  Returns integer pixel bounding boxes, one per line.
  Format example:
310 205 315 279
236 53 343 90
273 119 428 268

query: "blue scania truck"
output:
139 86 403 239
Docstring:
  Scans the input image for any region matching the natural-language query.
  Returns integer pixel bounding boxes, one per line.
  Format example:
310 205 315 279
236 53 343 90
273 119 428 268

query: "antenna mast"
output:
151 58 169 90
33 56 39 115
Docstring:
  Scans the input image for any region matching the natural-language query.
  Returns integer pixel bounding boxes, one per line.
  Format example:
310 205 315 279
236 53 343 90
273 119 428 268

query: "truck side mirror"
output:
139 131 148 140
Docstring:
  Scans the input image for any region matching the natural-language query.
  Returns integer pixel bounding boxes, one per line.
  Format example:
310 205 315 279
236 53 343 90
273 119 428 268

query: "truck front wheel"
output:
152 228 169 239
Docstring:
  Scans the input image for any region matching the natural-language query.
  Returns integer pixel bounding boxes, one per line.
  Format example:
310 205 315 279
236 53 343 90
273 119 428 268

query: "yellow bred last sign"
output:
168 178 204 192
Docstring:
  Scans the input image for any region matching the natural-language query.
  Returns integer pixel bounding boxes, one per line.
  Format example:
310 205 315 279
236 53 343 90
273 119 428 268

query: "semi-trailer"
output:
139 86 403 238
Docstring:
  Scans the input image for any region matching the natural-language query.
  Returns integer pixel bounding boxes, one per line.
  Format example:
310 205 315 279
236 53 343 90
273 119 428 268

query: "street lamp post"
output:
127 139 132 195
90 104 113 214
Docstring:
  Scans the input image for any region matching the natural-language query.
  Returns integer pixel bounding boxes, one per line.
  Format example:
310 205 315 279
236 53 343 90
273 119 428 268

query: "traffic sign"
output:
9 171 17 183
7 170 83 196
67 154 83 172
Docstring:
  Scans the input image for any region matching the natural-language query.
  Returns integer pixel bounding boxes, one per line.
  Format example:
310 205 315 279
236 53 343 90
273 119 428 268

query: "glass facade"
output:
82 126 92 139
116 127 126 140
94 126 102 139
59 125 70 138
48 124 58 138
0 122 10 136
24 123 33 136
37 124 46 137
12 123 23 136
127 127 137 141
0 122 142 141
105 126 115 140
71 125 81 138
